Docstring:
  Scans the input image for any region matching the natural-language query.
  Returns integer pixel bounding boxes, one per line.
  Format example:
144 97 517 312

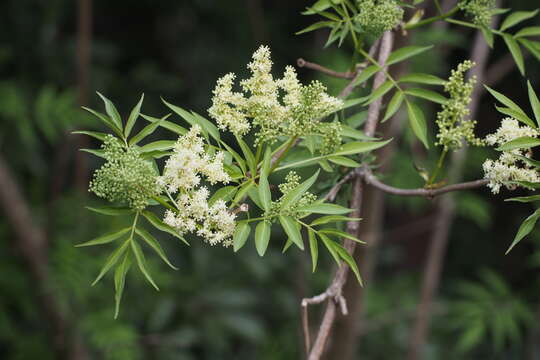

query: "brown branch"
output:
362 168 488 198
305 31 394 360
297 58 356 79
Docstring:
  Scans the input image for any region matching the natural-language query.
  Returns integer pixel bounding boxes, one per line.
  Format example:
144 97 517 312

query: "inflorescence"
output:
458 0 496 27
158 125 235 246
483 118 540 194
436 60 483 151
89 135 161 211
209 46 343 154
356 0 404 36
265 171 317 219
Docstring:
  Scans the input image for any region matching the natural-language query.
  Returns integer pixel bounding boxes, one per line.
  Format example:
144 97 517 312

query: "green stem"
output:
269 136 299 174
405 6 459 30
129 212 140 241
428 149 448 185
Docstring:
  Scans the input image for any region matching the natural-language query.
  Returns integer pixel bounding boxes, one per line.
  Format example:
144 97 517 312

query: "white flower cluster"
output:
158 125 230 193
208 46 343 153
158 125 235 246
483 117 540 193
163 188 236 247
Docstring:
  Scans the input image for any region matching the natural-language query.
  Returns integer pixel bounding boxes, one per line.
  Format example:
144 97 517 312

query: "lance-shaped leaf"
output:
135 227 178 270
76 227 131 247
518 38 540 61
333 241 363 285
311 215 361 226
386 45 433 66
129 114 170 146
258 148 272 211
233 221 251 252
141 113 187 136
364 80 393 105
506 208 540 254
191 111 221 142
297 203 353 215
114 253 131 319
527 81 540 127
398 73 446 85
86 206 134 216
236 136 257 176
255 221 271 256
332 138 392 156
279 216 304 250
406 100 429 149
141 210 189 245
72 130 108 141
500 10 539 31
515 26 540 38
352 65 380 86
497 136 540 151
328 156 360 167
124 94 144 138
97 92 123 130
80 148 105 159
502 34 525 76
131 239 159 290
382 91 404 122
319 229 365 243
319 233 340 265
495 106 536 129
209 186 238 206
505 195 540 203
296 20 334 35
92 239 130 286
139 140 176 154
81 106 124 138
485 86 530 121
405 88 447 105
308 229 318 272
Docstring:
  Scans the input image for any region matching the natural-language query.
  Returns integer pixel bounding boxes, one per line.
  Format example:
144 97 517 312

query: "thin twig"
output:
297 58 356 79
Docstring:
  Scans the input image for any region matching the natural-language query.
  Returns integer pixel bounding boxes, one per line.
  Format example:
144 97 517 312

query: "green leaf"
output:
247 186 264 210
136 227 178 270
190 111 221 142
255 221 271 256
406 100 429 149
296 20 334 35
220 141 247 175
495 106 536 129
125 94 144 138
161 98 198 127
340 125 375 140
280 171 319 209
96 92 123 130
311 215 361 226
515 26 540 38
328 155 360 167
233 221 251 252
141 210 189 245
232 180 254 204
514 154 540 168
319 233 340 265
364 80 394 105
131 239 160 290
139 140 176 153
518 38 540 61
86 206 133 216
398 73 446 85
485 85 527 116
91 239 130 286
297 203 353 215
352 65 380 86
258 175 272 212
527 81 540 127
114 252 131 319
382 91 404 122
76 227 130 247
405 88 447 104
279 216 304 250
497 136 540 151
333 241 363 285
500 10 539 31
141 114 187 136
308 229 318 272
506 208 540 254
480 26 494 48
82 106 123 138
303 0 331 14
80 148 105 159
505 195 540 203
236 136 257 176
333 138 392 156
72 130 108 141
319 229 365 243
129 114 170 146
502 34 525 76
208 186 238 206
386 45 433 66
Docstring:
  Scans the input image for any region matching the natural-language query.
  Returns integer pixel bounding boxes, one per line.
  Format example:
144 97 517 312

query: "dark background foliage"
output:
1 0 540 359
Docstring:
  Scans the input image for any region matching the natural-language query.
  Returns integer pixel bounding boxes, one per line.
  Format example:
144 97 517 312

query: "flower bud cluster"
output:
356 0 404 36
483 118 540 193
436 60 483 151
89 135 161 210
208 46 343 154
458 0 496 27
265 171 317 218
158 125 235 246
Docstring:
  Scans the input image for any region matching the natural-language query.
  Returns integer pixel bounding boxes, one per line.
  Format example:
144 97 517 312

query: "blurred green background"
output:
1 0 540 359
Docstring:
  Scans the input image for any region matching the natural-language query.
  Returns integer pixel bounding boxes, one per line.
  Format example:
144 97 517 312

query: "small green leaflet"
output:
386 45 433 66
406 100 429 149
333 139 392 156
500 10 539 32
297 203 353 215
308 229 318 272
76 227 130 247
497 136 540 151
233 221 251 252
279 216 304 250
506 208 540 254
124 94 144 138
255 221 271 256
